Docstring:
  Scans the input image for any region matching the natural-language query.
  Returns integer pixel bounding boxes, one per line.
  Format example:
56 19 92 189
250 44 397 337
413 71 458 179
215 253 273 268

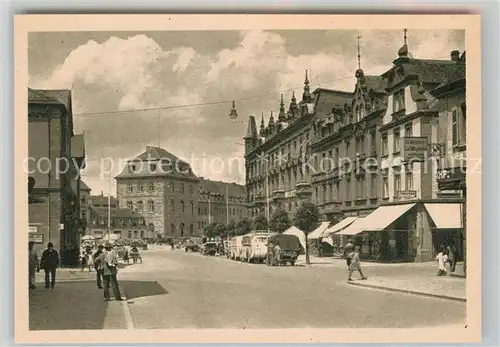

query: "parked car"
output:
184 239 200 252
268 234 302 266
201 242 218 256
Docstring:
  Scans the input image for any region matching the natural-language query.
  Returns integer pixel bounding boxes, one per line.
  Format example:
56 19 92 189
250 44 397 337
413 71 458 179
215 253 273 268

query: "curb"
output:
347 281 466 303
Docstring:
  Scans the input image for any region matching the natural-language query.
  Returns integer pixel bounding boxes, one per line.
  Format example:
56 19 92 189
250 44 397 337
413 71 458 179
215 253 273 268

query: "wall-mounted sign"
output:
29 233 44 244
437 168 466 190
401 137 428 162
29 226 37 234
285 190 296 198
398 190 418 199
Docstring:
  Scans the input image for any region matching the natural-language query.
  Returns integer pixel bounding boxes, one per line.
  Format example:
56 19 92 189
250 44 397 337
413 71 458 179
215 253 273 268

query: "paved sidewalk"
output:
347 274 466 302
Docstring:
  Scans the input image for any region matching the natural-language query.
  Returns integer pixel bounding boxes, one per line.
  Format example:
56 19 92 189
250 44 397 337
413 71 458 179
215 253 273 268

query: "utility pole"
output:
226 185 229 227
208 193 212 224
265 155 270 235
107 172 111 240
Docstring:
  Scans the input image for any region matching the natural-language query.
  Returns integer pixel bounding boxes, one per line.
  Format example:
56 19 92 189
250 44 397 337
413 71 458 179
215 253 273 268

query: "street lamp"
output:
229 100 239 121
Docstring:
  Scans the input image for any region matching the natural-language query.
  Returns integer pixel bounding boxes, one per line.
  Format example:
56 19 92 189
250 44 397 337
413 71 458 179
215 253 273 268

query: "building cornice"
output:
379 109 437 132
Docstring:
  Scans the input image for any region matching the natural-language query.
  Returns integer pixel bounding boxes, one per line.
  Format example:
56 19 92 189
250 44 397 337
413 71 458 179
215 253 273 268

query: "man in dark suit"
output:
40 242 59 289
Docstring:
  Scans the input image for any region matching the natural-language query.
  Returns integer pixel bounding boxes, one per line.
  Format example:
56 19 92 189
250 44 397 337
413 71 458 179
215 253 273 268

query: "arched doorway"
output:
148 223 154 238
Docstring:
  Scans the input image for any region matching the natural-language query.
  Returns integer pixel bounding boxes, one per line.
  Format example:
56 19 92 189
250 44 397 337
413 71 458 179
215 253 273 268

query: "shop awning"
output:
337 203 417 236
424 203 463 229
307 222 331 240
322 216 358 236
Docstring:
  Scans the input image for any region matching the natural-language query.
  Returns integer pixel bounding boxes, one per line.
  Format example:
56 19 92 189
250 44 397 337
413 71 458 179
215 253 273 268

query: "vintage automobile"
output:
183 239 200 252
267 234 302 266
201 242 218 256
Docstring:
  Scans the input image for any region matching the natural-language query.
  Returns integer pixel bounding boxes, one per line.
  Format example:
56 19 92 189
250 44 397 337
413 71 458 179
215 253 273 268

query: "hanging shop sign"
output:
401 137 428 162
437 168 466 190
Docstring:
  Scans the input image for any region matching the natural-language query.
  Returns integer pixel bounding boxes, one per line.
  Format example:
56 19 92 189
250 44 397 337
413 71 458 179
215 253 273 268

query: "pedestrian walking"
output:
274 243 282 266
40 242 59 289
95 243 123 301
93 244 104 289
347 246 367 281
28 241 39 290
343 239 354 268
266 241 274 266
435 246 448 276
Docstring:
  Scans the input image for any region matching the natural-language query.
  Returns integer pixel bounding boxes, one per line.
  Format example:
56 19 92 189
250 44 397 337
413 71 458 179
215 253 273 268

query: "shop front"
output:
334 201 463 263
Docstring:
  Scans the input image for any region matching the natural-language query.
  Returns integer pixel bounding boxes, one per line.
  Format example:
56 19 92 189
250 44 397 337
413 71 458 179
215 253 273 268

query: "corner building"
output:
116 146 247 238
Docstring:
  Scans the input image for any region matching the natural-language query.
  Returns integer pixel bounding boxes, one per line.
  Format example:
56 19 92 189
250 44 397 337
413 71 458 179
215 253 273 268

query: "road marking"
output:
121 297 136 330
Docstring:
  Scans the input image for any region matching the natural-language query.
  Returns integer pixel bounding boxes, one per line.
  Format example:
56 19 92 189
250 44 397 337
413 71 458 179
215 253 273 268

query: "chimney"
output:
451 50 460 62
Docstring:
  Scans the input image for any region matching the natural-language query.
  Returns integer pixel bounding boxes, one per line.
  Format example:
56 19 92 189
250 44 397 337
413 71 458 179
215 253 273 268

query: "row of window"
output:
125 182 196 194
197 206 246 217
126 200 155 213
314 170 414 203
381 123 413 156
247 133 310 177
92 218 145 226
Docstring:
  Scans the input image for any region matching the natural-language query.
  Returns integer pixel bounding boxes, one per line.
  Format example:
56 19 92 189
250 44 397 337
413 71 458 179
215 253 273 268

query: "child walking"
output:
347 246 367 281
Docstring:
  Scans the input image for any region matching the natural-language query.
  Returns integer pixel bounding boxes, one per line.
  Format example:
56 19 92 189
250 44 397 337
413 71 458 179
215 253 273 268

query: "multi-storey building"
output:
310 69 386 223
28 88 86 264
85 193 149 240
244 72 351 220
116 146 247 238
430 50 467 267
197 179 248 231
245 32 466 263
333 35 465 263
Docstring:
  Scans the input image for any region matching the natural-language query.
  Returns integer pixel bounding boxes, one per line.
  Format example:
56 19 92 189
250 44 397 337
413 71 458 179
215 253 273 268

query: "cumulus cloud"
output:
29 29 464 195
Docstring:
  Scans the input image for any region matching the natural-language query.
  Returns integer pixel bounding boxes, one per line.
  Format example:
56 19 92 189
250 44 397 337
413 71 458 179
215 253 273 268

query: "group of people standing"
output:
266 240 282 266
92 243 123 301
28 241 123 301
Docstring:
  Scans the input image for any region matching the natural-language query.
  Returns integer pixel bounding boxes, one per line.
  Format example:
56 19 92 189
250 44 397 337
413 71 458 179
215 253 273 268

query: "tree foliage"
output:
226 220 237 236
294 202 321 265
294 202 321 234
252 214 269 231
269 208 291 234
235 217 252 236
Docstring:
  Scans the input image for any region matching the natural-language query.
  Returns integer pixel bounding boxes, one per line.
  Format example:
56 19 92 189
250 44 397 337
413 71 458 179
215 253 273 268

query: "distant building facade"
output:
116 146 247 238
85 194 148 240
28 88 86 263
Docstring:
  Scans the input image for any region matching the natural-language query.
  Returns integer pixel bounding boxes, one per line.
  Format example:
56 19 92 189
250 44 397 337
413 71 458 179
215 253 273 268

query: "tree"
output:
226 220 237 236
215 222 227 238
252 214 268 231
204 221 218 239
294 202 321 265
269 207 291 234
235 217 252 236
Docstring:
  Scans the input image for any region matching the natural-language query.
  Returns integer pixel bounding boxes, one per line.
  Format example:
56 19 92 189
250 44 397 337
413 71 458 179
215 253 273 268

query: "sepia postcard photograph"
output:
14 14 481 344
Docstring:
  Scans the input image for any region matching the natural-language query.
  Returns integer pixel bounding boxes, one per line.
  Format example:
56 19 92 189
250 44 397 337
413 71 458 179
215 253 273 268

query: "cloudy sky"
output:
29 29 465 196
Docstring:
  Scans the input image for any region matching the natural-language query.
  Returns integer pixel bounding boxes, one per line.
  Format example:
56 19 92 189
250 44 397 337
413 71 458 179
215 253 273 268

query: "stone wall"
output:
29 191 62 255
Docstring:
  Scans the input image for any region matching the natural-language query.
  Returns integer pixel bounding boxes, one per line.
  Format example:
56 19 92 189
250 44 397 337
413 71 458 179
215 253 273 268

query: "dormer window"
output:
150 163 157 172
129 163 137 173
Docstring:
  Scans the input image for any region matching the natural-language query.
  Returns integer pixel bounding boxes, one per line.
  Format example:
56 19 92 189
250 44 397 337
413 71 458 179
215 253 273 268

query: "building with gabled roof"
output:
116 146 247 238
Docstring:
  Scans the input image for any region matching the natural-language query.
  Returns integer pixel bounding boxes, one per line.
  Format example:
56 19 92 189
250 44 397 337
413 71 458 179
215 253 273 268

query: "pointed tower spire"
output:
259 112 266 136
302 70 312 103
278 93 286 122
244 115 258 139
355 34 365 80
397 28 409 58
269 110 275 126
357 34 361 70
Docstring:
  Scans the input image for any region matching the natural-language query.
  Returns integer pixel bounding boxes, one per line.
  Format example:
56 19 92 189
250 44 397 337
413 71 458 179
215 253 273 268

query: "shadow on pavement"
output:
29 280 109 330
120 280 168 300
